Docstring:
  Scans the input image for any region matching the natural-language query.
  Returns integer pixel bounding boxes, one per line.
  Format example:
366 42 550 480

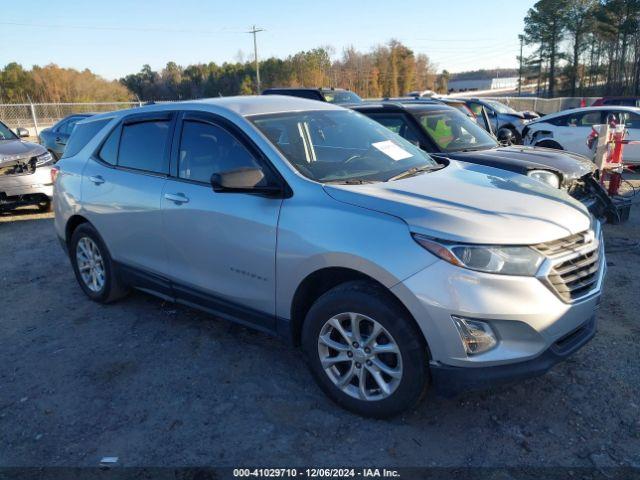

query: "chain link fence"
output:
0 102 142 135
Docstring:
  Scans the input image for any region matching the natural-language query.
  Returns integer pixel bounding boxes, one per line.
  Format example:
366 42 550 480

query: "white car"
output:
523 106 640 164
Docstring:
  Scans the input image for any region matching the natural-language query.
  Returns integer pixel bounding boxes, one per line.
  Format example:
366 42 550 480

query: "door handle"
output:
164 192 190 204
89 175 105 185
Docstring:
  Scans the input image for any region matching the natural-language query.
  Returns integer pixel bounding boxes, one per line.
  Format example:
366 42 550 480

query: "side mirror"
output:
16 127 29 138
210 167 282 196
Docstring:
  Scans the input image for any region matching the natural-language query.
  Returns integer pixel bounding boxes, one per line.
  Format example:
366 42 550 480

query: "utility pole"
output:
247 25 264 94
518 34 524 97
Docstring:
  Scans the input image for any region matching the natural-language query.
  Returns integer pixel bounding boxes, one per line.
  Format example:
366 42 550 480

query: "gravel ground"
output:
0 181 639 470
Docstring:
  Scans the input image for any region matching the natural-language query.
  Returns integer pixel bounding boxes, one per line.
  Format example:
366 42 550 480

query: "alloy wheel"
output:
76 237 105 293
317 312 403 401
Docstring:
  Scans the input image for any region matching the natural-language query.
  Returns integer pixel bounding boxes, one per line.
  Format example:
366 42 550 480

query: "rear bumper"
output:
430 315 597 396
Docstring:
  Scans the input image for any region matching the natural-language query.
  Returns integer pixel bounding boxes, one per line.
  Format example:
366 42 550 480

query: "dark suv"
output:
351 102 612 218
262 87 362 104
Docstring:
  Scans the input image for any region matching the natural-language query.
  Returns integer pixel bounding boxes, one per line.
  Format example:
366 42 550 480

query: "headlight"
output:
35 151 54 166
412 234 544 276
527 169 560 189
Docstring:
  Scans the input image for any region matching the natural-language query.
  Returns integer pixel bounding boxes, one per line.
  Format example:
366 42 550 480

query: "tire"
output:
37 199 53 213
301 280 429 418
535 140 563 150
69 223 129 303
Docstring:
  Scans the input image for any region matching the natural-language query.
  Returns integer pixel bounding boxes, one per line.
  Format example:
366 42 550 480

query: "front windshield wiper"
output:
387 164 443 182
324 178 378 185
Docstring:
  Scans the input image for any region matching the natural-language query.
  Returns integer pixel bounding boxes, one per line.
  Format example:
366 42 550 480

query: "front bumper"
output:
431 315 596 396
390 233 605 393
0 165 53 210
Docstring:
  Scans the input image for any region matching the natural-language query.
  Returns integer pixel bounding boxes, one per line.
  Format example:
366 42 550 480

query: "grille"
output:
534 228 602 303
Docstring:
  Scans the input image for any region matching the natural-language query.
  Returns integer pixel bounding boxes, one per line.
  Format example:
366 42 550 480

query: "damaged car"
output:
0 120 55 213
351 102 613 220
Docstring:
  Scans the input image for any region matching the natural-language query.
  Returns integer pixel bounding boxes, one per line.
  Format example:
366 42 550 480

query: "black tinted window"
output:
179 120 261 183
62 119 111 158
98 126 120 165
368 114 422 144
118 121 170 173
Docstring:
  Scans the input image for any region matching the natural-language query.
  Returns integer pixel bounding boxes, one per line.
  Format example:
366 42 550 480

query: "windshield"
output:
417 109 498 152
322 91 362 104
251 109 438 183
485 100 517 114
0 122 18 141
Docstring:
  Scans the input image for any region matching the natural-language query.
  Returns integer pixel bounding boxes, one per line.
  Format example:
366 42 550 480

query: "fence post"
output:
28 98 39 137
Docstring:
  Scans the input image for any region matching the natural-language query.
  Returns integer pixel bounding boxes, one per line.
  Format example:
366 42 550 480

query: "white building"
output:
448 77 519 93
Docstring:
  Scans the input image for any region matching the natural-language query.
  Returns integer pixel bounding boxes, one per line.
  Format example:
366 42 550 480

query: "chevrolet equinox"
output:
53 96 605 418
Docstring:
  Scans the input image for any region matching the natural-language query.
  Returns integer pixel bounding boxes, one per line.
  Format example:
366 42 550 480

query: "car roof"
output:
86 95 344 122
536 105 640 121
350 101 459 113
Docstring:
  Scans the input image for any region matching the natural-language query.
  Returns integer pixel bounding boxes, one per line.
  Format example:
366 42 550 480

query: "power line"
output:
0 21 245 35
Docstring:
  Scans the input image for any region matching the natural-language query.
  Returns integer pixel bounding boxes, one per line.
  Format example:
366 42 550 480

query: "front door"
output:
161 112 282 328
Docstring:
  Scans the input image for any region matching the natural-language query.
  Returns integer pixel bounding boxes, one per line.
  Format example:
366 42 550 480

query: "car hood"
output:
0 140 46 163
447 145 595 183
323 161 590 245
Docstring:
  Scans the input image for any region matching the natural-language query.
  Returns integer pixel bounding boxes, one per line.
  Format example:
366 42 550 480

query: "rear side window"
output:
61 119 111 158
118 120 170 173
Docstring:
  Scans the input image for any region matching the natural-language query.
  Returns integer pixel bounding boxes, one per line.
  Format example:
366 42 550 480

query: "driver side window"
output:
178 120 262 184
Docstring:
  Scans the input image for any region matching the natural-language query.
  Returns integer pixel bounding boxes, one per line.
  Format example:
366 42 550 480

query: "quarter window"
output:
178 120 261 183
61 119 111 159
98 126 120 165
118 120 170 173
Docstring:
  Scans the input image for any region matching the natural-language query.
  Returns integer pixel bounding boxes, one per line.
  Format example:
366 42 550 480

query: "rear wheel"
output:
69 223 128 303
302 281 429 418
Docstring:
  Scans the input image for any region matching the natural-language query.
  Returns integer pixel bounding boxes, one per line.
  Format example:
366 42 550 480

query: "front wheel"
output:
302 281 429 418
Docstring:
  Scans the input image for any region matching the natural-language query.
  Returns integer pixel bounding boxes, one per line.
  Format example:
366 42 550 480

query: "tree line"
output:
0 39 440 103
121 39 440 101
0 63 130 103
523 0 640 97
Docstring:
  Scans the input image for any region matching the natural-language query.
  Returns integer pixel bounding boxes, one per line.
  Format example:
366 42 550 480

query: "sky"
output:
0 0 536 80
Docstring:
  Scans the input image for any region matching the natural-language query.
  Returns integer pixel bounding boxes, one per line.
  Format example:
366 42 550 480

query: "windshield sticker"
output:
372 140 413 161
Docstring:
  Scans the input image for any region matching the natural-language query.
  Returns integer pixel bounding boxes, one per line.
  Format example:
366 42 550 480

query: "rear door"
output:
81 112 174 288
161 111 282 327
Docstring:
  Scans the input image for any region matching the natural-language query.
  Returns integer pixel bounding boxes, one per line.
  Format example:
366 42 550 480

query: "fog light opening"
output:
451 316 497 355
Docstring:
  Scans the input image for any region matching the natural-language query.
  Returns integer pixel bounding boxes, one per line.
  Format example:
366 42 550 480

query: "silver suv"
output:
53 97 605 418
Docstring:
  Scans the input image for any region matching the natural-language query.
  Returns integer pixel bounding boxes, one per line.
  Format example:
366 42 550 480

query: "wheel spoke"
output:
367 365 391 395
371 357 402 379
321 352 351 369
363 322 382 347
328 317 352 344
336 364 356 387
357 368 368 399
319 333 349 352
349 312 362 343
372 342 399 355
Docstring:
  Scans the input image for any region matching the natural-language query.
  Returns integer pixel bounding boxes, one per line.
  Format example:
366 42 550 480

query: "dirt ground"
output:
0 180 639 470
